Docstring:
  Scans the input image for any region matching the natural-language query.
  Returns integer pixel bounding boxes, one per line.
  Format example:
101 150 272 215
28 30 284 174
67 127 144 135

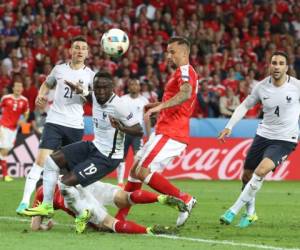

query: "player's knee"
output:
242 170 253 185
50 150 67 168
61 173 78 186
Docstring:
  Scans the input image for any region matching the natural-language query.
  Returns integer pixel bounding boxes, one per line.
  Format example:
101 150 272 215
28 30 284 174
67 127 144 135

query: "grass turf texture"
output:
0 179 299 250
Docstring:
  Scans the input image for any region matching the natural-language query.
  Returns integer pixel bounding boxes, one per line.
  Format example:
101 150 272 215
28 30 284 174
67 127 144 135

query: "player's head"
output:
93 70 114 105
128 78 140 95
269 51 288 80
12 81 24 96
69 36 89 65
166 36 190 67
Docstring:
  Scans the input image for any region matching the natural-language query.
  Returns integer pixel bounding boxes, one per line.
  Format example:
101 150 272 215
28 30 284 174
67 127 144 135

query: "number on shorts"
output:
80 163 97 176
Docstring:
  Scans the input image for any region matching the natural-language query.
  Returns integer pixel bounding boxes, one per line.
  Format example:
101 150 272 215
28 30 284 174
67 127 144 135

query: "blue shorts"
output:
61 141 122 187
39 123 84 150
124 134 142 157
244 135 297 170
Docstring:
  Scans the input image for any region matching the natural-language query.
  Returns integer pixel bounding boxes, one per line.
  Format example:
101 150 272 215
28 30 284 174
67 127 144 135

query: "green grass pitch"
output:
0 179 299 250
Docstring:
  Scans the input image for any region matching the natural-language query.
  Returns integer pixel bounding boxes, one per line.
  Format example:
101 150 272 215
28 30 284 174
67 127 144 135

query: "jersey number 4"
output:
274 106 280 117
64 87 73 98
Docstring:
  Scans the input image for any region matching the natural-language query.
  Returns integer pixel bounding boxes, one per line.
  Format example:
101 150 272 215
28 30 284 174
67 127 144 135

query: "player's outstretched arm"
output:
144 82 191 121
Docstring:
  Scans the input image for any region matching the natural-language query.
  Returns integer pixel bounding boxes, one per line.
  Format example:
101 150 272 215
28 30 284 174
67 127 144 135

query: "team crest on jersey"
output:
286 96 292 103
78 79 84 85
102 112 107 119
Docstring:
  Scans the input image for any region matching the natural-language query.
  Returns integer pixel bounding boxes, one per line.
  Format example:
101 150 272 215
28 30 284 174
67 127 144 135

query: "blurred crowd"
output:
1 0 300 120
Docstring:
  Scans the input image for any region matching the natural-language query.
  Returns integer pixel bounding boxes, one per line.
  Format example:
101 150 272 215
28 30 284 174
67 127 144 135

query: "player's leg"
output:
222 138 296 226
220 135 266 225
17 123 64 214
0 127 17 182
116 134 131 187
0 148 11 181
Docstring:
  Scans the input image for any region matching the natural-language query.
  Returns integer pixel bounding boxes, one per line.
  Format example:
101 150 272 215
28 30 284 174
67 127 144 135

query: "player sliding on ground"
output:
218 51 300 228
30 180 186 234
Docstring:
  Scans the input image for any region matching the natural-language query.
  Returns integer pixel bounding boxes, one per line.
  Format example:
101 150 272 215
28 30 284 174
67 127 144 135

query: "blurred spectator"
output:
219 87 240 118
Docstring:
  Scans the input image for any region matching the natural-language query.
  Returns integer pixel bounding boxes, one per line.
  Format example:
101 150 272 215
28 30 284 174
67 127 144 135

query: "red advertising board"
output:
4 135 300 180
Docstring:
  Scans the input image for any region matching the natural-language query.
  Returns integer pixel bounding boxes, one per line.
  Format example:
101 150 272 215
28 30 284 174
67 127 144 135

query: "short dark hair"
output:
94 70 113 81
167 36 191 49
271 51 289 64
71 36 87 45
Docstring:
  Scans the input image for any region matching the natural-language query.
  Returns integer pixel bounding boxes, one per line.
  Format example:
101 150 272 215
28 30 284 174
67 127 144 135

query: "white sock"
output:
230 173 264 215
21 163 43 204
42 156 60 205
117 162 125 184
246 198 256 215
128 175 142 183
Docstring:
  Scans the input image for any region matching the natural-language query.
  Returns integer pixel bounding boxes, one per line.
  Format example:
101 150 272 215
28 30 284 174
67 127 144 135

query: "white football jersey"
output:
46 63 95 128
92 93 139 159
121 94 149 128
244 75 300 142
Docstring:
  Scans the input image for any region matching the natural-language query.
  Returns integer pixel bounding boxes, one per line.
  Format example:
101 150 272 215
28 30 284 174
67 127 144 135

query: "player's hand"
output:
143 102 161 112
35 95 48 109
64 80 83 94
218 128 231 143
144 104 162 124
109 116 124 131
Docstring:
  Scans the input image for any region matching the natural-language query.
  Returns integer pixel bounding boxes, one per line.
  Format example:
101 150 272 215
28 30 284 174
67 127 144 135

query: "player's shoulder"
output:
82 65 95 75
1 94 13 101
254 76 270 89
19 95 29 102
288 75 300 85
138 94 149 103
120 94 130 100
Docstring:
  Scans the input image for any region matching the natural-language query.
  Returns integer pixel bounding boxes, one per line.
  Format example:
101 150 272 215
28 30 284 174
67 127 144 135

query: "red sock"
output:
1 160 8 177
114 220 147 234
115 180 143 220
129 190 158 204
148 172 191 203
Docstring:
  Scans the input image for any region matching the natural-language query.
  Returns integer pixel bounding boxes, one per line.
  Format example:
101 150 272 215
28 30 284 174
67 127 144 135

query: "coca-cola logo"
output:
165 139 291 180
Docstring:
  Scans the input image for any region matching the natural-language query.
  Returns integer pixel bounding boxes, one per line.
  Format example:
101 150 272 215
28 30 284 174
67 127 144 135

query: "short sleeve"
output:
115 99 139 127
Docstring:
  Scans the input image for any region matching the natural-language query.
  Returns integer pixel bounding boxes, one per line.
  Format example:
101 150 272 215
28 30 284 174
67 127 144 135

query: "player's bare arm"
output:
144 82 192 121
109 116 143 137
35 82 50 109
64 80 91 102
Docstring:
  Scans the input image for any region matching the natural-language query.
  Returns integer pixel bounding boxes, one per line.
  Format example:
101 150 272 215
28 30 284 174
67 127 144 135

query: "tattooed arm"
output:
144 82 192 121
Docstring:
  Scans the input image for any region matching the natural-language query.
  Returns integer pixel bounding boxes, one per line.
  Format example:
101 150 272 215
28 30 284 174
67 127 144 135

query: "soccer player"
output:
30 180 185 234
218 51 300 228
116 78 151 187
115 37 198 226
16 36 94 214
0 81 29 182
23 71 143 217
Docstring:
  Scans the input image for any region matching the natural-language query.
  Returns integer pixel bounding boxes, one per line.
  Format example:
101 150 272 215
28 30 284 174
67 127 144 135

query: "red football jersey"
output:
33 185 74 217
0 94 29 130
155 64 198 144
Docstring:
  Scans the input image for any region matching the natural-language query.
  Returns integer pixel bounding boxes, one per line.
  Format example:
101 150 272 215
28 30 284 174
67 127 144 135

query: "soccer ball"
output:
101 28 129 57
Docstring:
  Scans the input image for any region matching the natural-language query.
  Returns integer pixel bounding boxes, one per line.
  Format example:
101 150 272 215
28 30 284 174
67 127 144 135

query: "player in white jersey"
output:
116 79 151 187
23 71 143 218
16 36 95 215
218 51 300 228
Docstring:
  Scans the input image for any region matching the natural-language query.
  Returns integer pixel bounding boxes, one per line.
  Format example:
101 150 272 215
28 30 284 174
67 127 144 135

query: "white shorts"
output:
0 126 17 150
58 181 120 224
136 133 186 172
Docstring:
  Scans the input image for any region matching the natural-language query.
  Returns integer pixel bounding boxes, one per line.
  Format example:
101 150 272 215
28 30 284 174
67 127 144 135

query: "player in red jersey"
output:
30 180 186 234
116 37 198 226
0 81 29 182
